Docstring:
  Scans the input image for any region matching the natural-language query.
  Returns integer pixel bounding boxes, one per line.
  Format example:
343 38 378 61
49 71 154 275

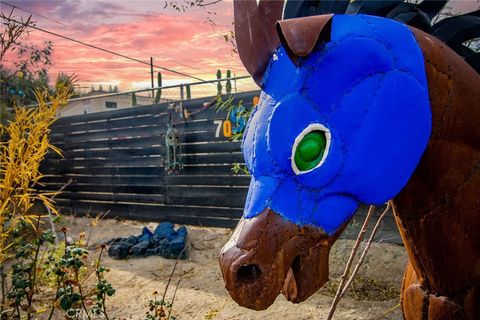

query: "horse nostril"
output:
236 264 262 284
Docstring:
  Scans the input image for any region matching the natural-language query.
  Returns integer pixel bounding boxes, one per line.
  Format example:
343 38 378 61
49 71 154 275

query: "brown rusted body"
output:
220 1 480 318
394 28 480 320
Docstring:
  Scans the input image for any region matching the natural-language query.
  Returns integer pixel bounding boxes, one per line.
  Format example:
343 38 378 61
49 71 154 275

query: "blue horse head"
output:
243 13 431 234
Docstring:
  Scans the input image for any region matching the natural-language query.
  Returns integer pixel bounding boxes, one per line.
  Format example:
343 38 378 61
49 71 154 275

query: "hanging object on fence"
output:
223 119 232 137
229 104 247 134
164 115 183 174
167 101 187 119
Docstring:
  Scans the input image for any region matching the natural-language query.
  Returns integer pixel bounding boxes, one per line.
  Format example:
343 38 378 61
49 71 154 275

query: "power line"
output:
4 17 206 82
3 2 69 27
3 2 214 76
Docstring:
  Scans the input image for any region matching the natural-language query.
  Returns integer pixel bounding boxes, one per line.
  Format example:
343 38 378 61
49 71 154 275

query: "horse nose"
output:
236 264 262 283
219 209 339 310
219 209 306 310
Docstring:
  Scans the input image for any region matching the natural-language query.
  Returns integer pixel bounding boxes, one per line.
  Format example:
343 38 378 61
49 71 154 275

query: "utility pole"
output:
150 57 154 97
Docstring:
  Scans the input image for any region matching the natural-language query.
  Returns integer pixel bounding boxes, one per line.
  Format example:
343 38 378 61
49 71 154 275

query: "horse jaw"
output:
219 209 345 310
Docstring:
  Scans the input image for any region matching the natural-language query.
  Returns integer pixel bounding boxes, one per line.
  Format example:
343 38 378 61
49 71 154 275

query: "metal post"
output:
150 57 154 97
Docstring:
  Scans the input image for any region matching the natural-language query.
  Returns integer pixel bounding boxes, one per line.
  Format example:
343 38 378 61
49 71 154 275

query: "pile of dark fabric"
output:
107 222 188 260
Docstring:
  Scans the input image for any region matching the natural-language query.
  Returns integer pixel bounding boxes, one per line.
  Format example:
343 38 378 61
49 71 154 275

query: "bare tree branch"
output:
198 0 222 7
0 7 33 60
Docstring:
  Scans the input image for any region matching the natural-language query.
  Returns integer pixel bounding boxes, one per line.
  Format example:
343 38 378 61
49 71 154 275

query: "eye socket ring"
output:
291 123 331 175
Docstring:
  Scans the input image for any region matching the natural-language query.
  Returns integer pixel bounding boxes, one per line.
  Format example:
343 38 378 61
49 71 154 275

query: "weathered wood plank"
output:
40 166 165 176
42 183 166 194
51 113 169 134
43 152 243 169
166 196 246 208
166 185 248 198
50 127 232 145
60 147 164 159
50 138 241 155
50 136 164 151
60 205 241 228
40 164 240 175
55 199 244 219
42 156 164 168
43 174 250 186
56 191 165 204
41 175 164 185
165 175 250 186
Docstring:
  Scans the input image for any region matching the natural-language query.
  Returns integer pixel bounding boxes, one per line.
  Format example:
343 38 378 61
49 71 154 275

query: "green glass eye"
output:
294 131 327 172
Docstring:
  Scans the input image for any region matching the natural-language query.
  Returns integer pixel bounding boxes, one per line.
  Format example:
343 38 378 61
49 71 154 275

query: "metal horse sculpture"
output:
218 1 480 319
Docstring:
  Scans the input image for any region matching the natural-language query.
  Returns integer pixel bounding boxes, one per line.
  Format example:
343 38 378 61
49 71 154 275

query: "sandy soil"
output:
60 215 408 320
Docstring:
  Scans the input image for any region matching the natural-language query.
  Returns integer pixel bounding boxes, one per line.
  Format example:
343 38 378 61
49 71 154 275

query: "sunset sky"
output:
1 0 243 91
1 0 479 92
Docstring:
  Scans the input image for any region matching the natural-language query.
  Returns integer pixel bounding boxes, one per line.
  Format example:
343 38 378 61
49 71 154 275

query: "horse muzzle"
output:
219 209 342 310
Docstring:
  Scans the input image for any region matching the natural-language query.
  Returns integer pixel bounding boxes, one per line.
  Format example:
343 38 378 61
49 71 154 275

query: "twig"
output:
47 228 69 320
26 213 43 320
166 270 187 320
85 210 110 247
75 270 91 320
339 202 392 299
44 179 72 247
373 303 401 320
160 247 186 309
95 246 110 320
326 205 376 320
0 265 5 313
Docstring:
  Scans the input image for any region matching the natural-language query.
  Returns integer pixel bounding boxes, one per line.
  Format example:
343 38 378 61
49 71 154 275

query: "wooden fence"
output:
41 91 258 228
41 91 401 243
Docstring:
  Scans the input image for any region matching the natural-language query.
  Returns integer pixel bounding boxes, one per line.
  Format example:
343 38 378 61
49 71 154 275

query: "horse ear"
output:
276 15 333 65
233 0 284 87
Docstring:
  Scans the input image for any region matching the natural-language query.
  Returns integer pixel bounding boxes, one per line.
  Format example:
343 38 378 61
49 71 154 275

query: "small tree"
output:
0 8 54 112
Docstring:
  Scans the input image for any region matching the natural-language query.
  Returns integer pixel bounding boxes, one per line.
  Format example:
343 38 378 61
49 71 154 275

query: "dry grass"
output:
320 276 400 301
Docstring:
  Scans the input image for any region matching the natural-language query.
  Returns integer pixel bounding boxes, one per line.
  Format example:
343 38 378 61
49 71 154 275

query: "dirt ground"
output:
61 215 408 320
